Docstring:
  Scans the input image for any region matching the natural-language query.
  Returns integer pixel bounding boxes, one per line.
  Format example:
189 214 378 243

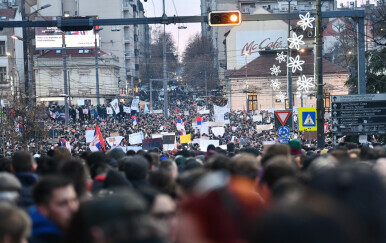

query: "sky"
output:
142 0 201 57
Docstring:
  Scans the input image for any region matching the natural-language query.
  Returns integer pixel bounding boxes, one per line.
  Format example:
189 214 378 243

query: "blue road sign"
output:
302 111 316 128
278 138 290 144
278 126 290 138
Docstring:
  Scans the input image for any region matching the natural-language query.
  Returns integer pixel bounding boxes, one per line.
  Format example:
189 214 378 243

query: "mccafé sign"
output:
241 37 284 56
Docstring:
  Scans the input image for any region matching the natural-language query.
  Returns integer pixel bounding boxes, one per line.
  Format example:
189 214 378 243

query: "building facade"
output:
34 49 120 104
37 0 150 98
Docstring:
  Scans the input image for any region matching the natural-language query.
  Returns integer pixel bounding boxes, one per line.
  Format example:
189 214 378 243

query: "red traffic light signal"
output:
208 11 242 27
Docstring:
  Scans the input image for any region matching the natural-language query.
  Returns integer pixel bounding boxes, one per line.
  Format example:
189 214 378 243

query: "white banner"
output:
78 99 85 106
106 136 124 148
129 132 143 145
184 111 189 116
253 115 263 122
256 124 274 133
123 106 131 114
153 109 163 114
198 109 210 114
85 130 95 143
214 105 230 124
110 99 120 114
200 122 209 135
200 140 220 152
206 122 226 127
212 127 225 137
131 98 139 111
106 107 113 115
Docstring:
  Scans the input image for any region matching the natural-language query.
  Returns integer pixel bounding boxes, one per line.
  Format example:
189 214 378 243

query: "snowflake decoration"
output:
295 91 304 98
297 75 315 92
270 79 281 90
287 55 305 73
275 52 287 63
270 65 281 76
288 33 305 50
297 12 315 31
276 91 287 103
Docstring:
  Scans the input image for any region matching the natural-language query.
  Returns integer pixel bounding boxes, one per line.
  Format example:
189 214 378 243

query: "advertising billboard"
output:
35 17 99 49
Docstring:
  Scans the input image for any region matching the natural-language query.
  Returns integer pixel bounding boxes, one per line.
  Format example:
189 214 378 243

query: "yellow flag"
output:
180 134 191 144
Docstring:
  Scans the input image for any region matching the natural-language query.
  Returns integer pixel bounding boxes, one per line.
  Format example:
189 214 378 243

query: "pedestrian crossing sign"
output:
298 107 317 131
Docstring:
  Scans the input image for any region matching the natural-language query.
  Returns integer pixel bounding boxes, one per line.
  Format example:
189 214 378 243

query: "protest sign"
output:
253 115 263 122
82 109 88 115
211 127 225 137
106 136 124 148
200 122 209 135
163 135 175 145
129 132 143 145
85 130 95 143
78 99 85 106
106 107 113 115
153 110 163 114
131 98 139 111
206 122 226 127
142 138 163 150
123 106 131 113
256 124 274 133
184 111 189 116
199 140 219 152
198 110 210 114
214 105 230 124
180 134 191 144
110 99 120 114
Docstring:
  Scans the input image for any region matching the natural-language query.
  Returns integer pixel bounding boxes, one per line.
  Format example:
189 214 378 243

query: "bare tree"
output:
182 34 218 90
0 99 48 154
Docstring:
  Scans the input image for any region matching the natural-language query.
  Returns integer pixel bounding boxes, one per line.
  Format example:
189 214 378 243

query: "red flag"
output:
95 124 106 151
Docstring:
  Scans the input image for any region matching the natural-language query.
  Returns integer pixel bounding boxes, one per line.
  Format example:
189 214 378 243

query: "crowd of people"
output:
0 90 385 242
0 137 385 243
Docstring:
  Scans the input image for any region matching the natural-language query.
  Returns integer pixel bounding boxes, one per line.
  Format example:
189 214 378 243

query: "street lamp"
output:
94 28 103 106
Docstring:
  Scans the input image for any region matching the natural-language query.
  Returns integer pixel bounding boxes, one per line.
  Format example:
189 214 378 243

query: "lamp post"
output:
94 28 103 105
243 53 249 110
21 3 51 103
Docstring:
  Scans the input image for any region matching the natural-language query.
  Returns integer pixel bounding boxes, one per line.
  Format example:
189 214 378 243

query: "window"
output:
0 67 6 83
135 64 139 71
51 75 60 88
0 41 5 56
248 94 257 111
80 74 88 87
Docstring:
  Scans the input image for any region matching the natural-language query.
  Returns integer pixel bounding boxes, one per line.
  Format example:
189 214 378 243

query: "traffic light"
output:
58 16 94 32
208 11 242 27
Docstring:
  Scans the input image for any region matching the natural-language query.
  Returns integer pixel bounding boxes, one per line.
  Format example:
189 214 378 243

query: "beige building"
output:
37 0 149 96
34 49 120 104
226 51 349 111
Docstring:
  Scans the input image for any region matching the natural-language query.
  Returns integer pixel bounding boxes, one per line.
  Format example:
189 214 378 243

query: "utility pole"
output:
21 0 28 99
68 70 71 106
162 0 168 118
316 0 325 148
150 80 152 112
287 0 293 131
94 28 101 105
62 31 69 125
204 71 208 108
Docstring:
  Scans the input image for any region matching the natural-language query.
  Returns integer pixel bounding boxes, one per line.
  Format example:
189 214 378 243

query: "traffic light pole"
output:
315 0 325 148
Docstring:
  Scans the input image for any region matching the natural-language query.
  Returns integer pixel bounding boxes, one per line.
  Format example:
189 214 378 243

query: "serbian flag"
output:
132 115 138 126
89 124 105 152
196 117 203 126
60 139 66 147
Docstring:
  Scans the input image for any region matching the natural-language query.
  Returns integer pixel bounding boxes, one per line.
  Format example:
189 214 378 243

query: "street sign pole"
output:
316 0 325 149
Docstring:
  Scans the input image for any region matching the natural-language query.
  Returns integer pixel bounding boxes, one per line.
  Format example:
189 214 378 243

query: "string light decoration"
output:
287 33 305 50
297 12 315 31
287 55 305 73
270 64 281 76
275 52 287 63
270 79 281 90
296 75 315 92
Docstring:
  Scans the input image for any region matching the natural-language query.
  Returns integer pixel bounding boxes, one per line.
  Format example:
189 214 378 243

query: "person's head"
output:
64 190 166 243
0 202 31 243
159 159 178 179
230 154 260 180
53 147 72 161
11 152 35 173
261 156 296 189
0 173 21 204
123 156 149 181
58 159 90 201
33 176 79 230
148 170 176 198
261 144 291 167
